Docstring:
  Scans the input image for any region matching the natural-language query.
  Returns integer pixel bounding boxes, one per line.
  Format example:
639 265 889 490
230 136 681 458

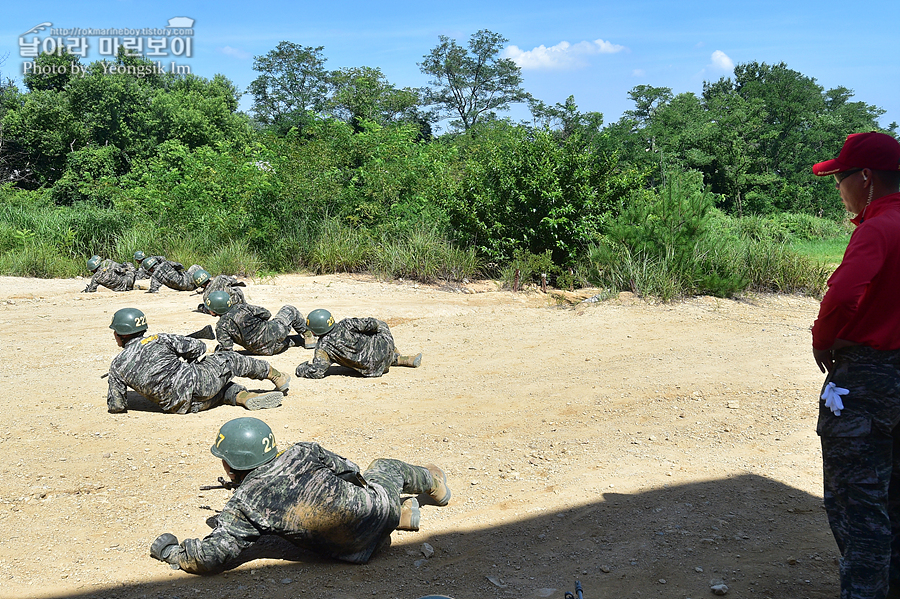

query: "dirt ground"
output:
0 273 839 599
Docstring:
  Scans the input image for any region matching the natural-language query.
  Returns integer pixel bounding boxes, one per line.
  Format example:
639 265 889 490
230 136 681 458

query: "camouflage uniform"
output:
296 317 395 379
818 345 900 599
107 333 273 414
215 304 307 356
135 255 165 281
196 275 246 315
148 261 203 293
166 443 436 572
84 259 135 293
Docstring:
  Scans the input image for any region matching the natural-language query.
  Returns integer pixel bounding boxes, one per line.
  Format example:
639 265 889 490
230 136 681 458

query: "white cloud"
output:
632 69 646 77
710 50 734 71
504 38 626 70
219 46 251 60
695 50 735 80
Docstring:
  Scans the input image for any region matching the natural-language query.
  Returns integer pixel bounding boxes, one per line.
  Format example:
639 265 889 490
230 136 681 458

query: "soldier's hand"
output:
150 533 180 563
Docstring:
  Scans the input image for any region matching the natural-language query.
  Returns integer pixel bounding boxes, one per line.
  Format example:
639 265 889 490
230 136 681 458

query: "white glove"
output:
822 382 849 416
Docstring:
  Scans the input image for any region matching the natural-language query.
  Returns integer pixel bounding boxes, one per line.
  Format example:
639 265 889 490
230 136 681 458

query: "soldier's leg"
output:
273 305 315 349
393 352 422 367
821 429 893 599
889 427 900 596
368 333 396 375
273 305 307 334
196 351 289 402
364 459 451 506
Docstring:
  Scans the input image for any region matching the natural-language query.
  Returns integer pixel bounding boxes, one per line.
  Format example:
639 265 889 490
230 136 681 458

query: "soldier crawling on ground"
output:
106 307 290 415
82 255 136 293
192 269 247 315
132 251 166 281
150 417 451 572
295 309 422 379
204 290 316 356
142 256 205 293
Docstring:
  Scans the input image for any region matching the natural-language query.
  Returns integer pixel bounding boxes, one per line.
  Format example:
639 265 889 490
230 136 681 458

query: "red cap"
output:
813 131 900 176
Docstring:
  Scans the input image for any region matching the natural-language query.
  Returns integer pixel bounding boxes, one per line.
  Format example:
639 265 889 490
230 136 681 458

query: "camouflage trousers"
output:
266 305 308 355
188 351 271 413
337 458 435 563
818 345 900 599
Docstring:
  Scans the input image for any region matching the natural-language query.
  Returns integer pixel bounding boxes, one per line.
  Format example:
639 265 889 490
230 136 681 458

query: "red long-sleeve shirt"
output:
812 192 900 351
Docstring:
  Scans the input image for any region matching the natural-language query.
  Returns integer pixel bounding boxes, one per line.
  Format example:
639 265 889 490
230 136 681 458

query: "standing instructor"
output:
811 131 900 599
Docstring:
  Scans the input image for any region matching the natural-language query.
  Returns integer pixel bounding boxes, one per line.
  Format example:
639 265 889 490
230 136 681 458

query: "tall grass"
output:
371 226 481 283
585 224 831 300
306 218 374 274
0 242 82 278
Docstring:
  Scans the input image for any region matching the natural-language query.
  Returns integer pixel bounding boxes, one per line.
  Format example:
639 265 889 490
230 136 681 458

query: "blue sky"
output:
2 1 898 133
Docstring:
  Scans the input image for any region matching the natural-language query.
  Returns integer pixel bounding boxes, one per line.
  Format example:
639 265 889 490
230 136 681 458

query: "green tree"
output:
248 42 328 133
419 30 530 131
624 85 673 127
23 51 83 92
528 95 603 140
327 66 424 132
439 121 629 265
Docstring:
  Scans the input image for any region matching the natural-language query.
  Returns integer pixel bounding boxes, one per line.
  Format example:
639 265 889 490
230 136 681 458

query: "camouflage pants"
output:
818 345 900 599
188 351 271 413
329 458 435 563
267 305 308 355
364 459 435 523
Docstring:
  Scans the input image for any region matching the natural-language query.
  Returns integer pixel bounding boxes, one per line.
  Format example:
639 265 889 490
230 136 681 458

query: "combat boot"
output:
267 365 291 394
396 353 422 368
425 464 451 506
234 390 283 410
397 497 420 531
302 329 317 349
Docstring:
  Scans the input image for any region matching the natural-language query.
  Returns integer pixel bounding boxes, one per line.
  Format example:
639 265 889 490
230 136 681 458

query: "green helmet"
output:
133 250 146 263
192 269 211 287
210 417 278 470
142 256 159 271
205 290 234 315
109 307 148 335
306 309 335 335
87 255 102 272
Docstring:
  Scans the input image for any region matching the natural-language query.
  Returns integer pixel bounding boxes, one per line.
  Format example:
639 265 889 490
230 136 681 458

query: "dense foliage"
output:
0 33 892 298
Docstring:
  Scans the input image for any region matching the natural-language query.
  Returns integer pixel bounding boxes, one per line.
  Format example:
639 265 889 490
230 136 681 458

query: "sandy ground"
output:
0 273 838 599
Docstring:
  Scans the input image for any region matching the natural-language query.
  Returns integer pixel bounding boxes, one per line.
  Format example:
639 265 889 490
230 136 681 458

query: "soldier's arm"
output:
107 369 128 413
171 507 260 573
295 348 332 379
214 321 236 352
84 272 100 293
165 334 207 362
148 272 162 293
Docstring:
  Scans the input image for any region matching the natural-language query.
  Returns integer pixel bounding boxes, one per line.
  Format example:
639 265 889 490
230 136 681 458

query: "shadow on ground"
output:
48 474 839 599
